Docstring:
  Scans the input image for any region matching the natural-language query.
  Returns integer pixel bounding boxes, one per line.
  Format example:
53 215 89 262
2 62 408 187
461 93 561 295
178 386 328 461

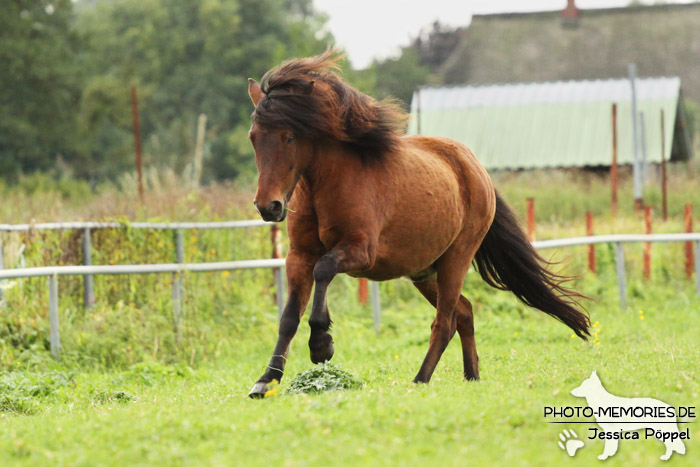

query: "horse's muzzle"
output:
255 200 287 222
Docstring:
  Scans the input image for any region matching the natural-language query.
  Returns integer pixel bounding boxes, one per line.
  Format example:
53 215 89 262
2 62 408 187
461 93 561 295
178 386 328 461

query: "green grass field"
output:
1 276 698 466
0 168 699 465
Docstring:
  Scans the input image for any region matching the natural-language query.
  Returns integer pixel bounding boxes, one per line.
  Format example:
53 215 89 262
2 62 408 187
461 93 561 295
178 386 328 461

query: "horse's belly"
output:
371 225 460 280
367 158 464 278
362 190 464 281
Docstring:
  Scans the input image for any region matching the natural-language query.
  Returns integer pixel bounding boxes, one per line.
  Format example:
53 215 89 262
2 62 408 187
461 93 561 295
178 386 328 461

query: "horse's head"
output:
247 50 407 223
247 78 311 222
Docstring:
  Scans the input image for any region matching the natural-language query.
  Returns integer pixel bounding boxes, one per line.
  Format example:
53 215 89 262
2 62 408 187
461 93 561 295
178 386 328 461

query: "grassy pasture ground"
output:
0 278 698 466
0 166 699 465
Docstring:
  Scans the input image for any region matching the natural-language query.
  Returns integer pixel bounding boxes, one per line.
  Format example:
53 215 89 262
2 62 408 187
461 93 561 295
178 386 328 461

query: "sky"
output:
313 0 694 69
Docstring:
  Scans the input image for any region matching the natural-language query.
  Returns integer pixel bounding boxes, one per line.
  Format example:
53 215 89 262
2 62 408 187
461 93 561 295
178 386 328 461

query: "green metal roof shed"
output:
407 77 694 170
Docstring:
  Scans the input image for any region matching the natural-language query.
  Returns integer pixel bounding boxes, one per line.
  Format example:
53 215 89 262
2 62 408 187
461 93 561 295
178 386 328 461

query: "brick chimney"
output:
562 0 580 28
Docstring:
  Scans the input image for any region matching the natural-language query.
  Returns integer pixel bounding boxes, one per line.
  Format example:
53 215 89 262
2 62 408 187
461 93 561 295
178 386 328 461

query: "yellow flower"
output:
264 380 280 398
640 316 645 320
514 332 519 337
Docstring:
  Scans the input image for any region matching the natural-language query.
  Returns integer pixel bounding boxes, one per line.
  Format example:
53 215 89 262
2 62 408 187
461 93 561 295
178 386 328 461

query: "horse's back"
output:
403 135 496 227
395 135 495 224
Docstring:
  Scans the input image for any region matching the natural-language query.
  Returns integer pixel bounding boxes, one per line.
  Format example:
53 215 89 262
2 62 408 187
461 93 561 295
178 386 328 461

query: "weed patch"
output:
287 362 364 395
0 371 74 414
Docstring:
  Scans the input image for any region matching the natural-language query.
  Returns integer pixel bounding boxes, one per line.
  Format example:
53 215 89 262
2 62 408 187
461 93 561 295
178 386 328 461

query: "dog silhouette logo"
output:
570 371 687 461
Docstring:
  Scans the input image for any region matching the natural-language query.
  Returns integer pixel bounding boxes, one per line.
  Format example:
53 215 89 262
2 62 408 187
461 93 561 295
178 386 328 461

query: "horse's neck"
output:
302 143 364 197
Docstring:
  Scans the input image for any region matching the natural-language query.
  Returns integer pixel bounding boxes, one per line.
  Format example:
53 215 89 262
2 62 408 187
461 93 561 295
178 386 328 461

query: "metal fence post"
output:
275 266 285 319
640 111 648 183
48 274 61 359
82 227 95 308
629 64 643 210
0 233 4 306
173 229 184 345
695 241 700 296
370 281 381 333
614 242 627 310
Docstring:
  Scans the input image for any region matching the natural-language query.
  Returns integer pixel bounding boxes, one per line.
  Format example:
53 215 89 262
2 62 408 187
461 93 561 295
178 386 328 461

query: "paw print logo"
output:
558 429 584 457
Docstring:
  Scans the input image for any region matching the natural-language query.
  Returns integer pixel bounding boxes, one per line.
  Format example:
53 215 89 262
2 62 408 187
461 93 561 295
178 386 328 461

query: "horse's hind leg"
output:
413 278 479 381
456 296 479 380
413 244 475 383
412 277 458 343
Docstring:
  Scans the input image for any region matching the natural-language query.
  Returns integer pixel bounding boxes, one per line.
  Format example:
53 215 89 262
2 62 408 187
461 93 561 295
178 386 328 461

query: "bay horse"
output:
246 51 590 398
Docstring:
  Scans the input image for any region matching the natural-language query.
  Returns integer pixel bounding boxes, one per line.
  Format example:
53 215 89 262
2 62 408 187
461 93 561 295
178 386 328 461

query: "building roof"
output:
439 2 700 101
407 77 690 170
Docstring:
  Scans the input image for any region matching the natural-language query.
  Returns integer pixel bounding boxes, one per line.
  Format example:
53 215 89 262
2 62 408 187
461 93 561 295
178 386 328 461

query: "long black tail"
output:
473 191 591 339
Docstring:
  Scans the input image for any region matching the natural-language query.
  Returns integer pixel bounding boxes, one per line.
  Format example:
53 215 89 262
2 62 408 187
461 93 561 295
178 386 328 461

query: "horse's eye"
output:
286 134 295 145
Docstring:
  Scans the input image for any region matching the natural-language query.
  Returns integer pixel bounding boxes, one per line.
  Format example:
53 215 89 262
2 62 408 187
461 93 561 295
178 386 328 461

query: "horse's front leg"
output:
308 233 375 364
249 251 315 398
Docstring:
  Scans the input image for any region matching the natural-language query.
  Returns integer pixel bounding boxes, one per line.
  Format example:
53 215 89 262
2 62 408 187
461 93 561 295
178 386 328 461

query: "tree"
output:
75 0 333 181
369 21 462 110
370 48 430 109
0 0 83 179
413 21 464 71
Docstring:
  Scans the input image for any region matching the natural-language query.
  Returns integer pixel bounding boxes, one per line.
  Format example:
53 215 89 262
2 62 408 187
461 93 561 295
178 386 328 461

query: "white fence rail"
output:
0 259 286 359
0 220 383 358
533 233 700 249
534 233 700 311
0 220 273 309
0 220 272 232
0 223 698 359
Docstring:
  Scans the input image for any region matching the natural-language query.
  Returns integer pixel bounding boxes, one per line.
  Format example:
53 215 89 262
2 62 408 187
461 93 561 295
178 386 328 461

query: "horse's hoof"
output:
310 340 334 364
248 381 270 399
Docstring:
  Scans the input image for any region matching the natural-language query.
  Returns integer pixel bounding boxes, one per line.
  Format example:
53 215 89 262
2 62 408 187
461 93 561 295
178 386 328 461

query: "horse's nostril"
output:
269 200 283 214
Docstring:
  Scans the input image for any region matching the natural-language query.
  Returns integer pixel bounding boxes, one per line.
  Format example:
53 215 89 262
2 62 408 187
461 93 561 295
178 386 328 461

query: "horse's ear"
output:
248 78 263 107
301 80 315 95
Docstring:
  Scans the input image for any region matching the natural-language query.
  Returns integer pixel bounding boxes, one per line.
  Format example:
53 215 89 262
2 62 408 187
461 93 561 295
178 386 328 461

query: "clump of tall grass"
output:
287 362 364 395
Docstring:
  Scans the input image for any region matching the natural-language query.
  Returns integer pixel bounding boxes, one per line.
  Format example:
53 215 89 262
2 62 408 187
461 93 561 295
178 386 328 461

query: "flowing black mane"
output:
252 50 408 161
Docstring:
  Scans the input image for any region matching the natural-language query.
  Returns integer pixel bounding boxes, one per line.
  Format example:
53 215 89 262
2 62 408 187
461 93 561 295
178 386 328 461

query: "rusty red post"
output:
131 86 145 203
644 206 652 280
685 205 694 280
271 224 283 260
358 278 368 304
586 211 596 274
611 103 618 218
660 110 668 221
271 224 283 303
526 198 536 241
